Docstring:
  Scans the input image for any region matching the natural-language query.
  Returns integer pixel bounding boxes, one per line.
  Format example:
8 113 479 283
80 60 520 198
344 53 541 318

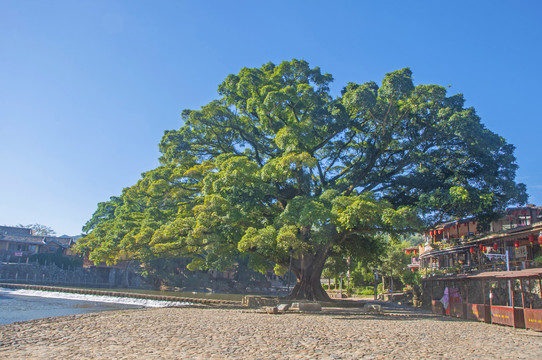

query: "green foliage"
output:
81 197 122 234
359 287 375 296
380 238 412 276
401 269 421 287
322 252 349 279
77 60 526 299
350 265 377 288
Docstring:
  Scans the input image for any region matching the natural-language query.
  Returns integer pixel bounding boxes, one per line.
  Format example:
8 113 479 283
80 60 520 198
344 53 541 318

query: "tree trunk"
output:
287 246 331 301
390 270 394 302
288 268 330 301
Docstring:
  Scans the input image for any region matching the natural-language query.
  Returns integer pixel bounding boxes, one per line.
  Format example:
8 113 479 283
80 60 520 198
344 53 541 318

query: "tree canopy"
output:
76 60 526 300
17 223 56 236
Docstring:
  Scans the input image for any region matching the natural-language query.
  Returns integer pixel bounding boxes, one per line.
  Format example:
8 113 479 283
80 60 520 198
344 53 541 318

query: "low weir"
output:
0 283 241 306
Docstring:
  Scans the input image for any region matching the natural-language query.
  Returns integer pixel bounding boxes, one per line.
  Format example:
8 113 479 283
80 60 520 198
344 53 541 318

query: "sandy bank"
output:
1 305 541 359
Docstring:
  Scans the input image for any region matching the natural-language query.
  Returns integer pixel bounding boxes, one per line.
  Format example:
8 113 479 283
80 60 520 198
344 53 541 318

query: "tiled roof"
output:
0 226 32 236
0 234 73 248
53 237 74 246
0 234 45 245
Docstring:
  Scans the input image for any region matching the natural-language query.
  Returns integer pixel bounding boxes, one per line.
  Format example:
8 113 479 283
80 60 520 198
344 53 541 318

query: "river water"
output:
0 287 191 325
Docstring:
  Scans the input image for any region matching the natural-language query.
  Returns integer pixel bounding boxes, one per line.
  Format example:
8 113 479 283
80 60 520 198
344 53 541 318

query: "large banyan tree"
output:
77 60 526 300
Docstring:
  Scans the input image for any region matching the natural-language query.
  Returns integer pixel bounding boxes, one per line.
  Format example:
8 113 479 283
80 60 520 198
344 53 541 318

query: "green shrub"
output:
401 270 420 286
360 287 374 295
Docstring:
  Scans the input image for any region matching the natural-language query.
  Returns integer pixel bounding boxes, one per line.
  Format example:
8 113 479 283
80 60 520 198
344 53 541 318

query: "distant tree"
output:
321 252 349 290
380 239 412 291
17 223 56 236
76 60 526 300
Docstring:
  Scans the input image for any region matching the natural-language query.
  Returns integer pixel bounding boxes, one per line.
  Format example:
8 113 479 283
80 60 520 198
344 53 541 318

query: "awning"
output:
420 245 474 258
468 268 542 280
425 268 542 281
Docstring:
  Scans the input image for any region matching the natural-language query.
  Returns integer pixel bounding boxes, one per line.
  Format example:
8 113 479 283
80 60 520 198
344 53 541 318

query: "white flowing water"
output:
0 287 192 307
0 287 192 325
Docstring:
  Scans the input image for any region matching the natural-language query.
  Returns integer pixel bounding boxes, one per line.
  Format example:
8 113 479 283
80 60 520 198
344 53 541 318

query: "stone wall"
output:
0 263 141 288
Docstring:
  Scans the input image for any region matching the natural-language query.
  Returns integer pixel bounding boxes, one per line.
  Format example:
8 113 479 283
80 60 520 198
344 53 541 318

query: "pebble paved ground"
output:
1 304 541 359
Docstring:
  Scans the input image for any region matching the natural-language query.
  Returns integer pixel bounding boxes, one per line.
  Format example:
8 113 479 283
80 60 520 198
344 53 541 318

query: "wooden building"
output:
426 268 542 331
421 205 542 331
0 225 75 259
420 205 542 275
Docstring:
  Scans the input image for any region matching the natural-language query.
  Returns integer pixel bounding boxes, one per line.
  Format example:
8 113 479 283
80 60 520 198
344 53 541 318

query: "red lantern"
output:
538 231 542 245
430 231 433 236
483 246 487 252
514 240 519 248
438 230 442 234
493 242 498 251
470 247 474 254
529 234 535 245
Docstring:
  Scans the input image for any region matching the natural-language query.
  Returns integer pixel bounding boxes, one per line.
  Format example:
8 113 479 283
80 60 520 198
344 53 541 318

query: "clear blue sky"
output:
1 1 541 236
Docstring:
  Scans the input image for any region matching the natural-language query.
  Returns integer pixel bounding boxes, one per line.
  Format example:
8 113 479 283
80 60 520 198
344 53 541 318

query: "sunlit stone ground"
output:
1 305 541 359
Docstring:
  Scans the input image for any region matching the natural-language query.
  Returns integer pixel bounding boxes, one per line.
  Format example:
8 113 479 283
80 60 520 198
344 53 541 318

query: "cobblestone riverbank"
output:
1 304 541 359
